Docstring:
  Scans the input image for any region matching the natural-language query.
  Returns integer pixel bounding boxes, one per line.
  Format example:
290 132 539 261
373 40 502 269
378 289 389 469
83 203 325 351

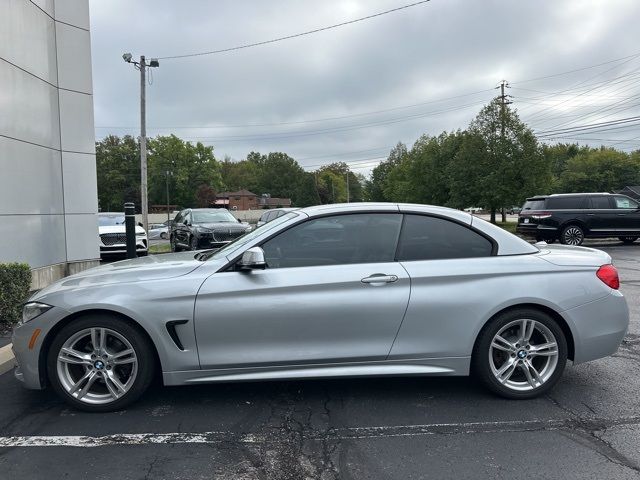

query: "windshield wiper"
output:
194 249 219 261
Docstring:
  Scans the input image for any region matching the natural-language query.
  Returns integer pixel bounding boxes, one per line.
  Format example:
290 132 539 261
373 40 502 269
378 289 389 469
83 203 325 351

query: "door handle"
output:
586 213 595 216
361 274 398 284
617 213 627 216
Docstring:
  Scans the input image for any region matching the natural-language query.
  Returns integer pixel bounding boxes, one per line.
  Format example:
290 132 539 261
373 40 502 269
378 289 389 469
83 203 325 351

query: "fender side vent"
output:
166 320 189 350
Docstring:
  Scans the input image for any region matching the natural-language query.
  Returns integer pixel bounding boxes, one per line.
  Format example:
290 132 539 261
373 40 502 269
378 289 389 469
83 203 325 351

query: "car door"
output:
193 212 410 369
389 213 496 359
613 195 640 235
586 195 617 235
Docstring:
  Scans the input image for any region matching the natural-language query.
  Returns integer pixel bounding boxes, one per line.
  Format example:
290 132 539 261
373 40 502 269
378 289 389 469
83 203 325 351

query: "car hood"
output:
535 243 612 267
31 252 209 300
99 225 146 235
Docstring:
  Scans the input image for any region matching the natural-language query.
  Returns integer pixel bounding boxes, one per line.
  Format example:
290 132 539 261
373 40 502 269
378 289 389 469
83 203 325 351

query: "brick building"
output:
215 190 292 210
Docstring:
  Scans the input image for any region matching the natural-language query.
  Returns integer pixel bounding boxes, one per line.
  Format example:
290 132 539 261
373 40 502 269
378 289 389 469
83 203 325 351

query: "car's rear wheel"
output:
473 308 567 399
47 315 155 412
160 232 168 240
560 225 584 246
619 236 638 244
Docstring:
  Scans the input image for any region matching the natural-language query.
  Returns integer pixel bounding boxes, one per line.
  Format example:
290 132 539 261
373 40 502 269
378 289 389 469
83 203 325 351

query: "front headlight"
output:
22 302 53 324
196 227 213 233
245 225 253 232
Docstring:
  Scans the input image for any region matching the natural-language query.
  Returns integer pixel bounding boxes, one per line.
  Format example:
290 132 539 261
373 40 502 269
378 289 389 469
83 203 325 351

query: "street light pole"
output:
165 170 172 225
122 53 159 233
139 55 148 233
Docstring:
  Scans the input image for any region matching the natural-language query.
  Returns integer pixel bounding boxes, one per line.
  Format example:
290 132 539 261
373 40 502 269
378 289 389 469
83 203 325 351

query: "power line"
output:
95 88 495 131
510 51 640 85
157 0 431 60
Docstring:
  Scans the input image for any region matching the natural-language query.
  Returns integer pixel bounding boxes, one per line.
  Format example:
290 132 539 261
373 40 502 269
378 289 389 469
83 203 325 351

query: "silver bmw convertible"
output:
12 203 628 411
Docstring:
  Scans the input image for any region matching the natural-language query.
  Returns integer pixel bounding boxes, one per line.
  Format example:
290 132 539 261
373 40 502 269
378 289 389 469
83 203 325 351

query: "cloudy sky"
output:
89 0 640 175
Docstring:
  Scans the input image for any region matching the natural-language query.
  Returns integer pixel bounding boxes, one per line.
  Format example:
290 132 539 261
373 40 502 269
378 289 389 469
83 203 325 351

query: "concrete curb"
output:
0 344 15 376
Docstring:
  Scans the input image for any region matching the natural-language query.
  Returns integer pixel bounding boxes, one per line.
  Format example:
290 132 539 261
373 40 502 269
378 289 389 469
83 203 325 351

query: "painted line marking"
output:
1 416 640 448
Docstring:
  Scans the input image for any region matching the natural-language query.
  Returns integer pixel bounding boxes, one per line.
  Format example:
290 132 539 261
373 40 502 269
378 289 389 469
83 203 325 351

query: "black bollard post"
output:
124 202 137 259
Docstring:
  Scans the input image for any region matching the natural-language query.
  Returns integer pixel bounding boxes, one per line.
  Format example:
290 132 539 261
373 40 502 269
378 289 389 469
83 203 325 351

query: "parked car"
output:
148 223 169 240
508 206 522 215
464 207 482 213
517 193 640 245
13 203 628 411
98 212 148 258
170 208 252 251
256 208 298 228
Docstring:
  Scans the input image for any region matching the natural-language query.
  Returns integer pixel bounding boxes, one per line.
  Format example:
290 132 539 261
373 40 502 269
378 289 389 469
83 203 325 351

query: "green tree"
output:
147 135 222 209
457 99 551 222
559 147 640 192
95 135 140 212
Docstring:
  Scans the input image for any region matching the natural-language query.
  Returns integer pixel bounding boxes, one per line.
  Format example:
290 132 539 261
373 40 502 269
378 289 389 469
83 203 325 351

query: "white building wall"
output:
0 0 99 276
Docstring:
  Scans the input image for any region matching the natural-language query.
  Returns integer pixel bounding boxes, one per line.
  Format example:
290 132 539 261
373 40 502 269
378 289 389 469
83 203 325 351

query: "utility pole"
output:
497 80 512 223
140 55 148 232
122 53 159 233
165 170 172 225
346 172 350 203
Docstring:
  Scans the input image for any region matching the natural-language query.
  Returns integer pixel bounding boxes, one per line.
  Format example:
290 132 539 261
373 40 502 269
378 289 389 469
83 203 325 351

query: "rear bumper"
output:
516 224 558 237
563 290 629 364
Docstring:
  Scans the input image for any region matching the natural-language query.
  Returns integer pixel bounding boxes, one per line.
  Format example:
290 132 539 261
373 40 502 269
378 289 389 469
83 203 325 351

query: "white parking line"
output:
2 416 640 448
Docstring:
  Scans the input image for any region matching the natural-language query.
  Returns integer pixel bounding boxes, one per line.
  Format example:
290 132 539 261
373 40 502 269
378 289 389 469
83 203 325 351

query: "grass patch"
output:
149 243 171 254
494 221 518 234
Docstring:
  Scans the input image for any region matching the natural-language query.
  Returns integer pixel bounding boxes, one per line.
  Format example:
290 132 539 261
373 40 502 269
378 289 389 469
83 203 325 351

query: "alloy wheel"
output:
56 327 138 405
562 226 584 246
489 319 559 392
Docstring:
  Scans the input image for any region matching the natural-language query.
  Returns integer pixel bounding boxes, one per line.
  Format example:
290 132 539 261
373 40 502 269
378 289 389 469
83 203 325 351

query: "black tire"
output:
560 224 585 246
138 251 148 257
46 314 156 412
619 236 638 244
472 308 567 399
160 232 168 240
190 235 199 251
170 235 180 252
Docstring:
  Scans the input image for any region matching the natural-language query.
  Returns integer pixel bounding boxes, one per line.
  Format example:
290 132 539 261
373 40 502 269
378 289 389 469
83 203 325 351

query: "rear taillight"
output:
531 211 552 220
596 264 620 289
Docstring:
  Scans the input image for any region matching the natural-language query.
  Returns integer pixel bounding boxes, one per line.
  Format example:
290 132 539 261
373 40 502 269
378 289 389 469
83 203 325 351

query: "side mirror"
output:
237 218 242 223
238 247 266 270
183 219 189 226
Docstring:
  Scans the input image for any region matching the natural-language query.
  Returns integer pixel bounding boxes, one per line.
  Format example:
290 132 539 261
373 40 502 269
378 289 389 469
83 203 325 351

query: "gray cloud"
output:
89 0 640 175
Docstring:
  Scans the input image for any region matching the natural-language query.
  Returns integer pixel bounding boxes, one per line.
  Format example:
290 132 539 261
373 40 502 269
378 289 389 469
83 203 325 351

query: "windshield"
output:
192 210 237 223
98 214 125 226
202 212 302 261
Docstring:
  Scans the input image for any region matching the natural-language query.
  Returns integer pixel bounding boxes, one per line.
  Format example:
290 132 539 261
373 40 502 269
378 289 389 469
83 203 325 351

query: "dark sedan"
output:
170 208 252 251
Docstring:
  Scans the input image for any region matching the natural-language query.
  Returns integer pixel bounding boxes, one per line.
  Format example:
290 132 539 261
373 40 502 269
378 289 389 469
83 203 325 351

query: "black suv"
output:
170 208 252 251
516 193 640 245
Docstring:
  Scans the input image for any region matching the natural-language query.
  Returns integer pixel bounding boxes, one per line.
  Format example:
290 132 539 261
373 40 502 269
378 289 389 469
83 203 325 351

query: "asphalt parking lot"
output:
1 241 639 480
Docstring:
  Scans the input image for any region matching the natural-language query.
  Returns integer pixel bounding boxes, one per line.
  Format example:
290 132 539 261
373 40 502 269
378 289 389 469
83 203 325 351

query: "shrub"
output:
0 263 32 331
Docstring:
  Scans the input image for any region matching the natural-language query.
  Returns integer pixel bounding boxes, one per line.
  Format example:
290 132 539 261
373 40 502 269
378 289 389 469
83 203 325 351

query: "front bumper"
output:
100 239 148 256
563 289 629 364
11 306 71 390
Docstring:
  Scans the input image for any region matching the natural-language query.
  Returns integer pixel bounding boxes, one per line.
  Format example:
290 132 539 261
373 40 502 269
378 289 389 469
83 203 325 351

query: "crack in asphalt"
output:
547 394 640 474
2 415 640 447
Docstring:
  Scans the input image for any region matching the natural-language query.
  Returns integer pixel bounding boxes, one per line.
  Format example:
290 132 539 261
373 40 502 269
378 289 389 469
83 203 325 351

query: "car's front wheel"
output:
190 235 199 251
47 315 155 412
560 224 585 246
619 236 638 244
473 308 567 399
170 235 180 252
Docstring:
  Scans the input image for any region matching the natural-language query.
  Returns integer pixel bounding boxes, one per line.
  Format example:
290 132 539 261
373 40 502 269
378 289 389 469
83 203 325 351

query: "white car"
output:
464 207 483 214
98 213 148 258
148 222 170 240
